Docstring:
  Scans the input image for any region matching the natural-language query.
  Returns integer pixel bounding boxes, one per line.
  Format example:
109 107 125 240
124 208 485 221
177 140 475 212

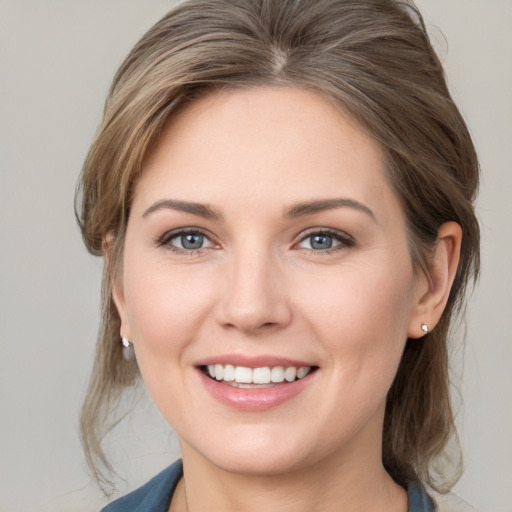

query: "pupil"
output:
182 233 203 249
311 234 332 250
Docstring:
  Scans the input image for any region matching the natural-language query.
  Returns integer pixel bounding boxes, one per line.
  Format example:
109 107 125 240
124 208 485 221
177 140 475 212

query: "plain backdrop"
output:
0 1 511 511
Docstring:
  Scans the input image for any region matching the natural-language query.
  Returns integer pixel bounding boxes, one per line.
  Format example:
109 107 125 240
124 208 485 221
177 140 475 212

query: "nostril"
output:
220 320 279 332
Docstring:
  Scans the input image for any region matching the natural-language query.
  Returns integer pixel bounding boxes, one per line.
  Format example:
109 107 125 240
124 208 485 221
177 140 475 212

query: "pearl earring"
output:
121 337 134 360
421 324 429 336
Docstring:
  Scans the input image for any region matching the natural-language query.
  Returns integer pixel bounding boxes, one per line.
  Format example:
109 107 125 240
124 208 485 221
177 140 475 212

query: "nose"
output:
215 247 292 335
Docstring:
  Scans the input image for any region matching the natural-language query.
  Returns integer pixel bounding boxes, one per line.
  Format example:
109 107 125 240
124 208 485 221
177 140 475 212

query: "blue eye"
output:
297 230 353 252
160 230 214 252
179 233 205 250
309 234 335 250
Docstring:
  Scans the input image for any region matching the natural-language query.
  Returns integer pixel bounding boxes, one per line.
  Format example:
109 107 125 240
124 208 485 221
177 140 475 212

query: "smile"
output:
197 360 319 411
203 364 314 387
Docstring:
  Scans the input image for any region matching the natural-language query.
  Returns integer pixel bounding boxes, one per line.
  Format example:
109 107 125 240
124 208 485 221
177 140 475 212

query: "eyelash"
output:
294 228 355 254
157 228 214 255
156 228 355 255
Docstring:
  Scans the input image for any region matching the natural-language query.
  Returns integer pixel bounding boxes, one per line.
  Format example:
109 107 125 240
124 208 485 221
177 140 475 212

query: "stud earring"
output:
121 337 134 360
421 324 429 336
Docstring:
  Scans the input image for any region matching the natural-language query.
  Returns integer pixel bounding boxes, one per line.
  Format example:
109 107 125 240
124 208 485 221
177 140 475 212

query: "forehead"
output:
135 86 398 220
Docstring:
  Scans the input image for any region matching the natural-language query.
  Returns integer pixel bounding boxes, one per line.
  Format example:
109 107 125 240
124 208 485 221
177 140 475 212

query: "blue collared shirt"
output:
101 459 435 511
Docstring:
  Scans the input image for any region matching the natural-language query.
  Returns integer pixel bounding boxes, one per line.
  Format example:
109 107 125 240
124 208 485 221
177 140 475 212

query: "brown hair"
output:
76 0 480 493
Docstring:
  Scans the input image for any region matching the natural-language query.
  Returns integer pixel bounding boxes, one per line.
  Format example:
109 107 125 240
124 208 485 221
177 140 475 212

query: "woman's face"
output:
115 87 426 475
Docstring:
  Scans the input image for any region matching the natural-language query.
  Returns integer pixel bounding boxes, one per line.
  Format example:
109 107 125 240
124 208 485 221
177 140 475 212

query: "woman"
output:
76 0 480 510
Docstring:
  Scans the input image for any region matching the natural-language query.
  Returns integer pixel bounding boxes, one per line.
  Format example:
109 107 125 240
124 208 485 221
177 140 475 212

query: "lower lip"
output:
197 369 316 412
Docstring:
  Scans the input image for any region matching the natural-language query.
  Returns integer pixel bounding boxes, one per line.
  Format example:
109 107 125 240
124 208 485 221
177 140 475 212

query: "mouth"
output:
195 355 319 411
200 364 319 389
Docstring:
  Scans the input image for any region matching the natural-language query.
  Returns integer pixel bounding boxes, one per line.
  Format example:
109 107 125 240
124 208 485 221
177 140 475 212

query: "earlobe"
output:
112 271 134 344
103 234 132 342
112 277 132 339
408 222 462 339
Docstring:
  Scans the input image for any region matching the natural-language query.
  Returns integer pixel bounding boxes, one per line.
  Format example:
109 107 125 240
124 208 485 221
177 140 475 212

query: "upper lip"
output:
194 354 317 368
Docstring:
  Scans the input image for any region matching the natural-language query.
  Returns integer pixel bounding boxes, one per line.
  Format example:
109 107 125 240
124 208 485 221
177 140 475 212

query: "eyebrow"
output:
142 197 375 222
283 198 376 221
142 199 223 220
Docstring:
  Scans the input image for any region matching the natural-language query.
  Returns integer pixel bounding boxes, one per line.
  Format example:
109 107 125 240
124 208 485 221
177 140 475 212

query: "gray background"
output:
0 1 510 511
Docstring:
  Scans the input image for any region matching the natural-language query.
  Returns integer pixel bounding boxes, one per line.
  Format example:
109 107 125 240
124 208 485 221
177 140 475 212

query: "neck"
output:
171 434 407 512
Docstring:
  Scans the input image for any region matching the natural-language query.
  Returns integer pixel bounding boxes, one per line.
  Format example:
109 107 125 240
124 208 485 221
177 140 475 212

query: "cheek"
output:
121 257 220 421
122 252 214 365
298 258 414 379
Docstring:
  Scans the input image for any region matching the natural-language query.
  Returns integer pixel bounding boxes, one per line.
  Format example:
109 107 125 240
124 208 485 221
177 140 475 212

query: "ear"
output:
103 234 132 342
408 221 462 338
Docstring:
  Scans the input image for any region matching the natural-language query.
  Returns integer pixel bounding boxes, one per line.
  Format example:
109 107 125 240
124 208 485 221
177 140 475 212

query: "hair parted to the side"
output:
76 0 479 494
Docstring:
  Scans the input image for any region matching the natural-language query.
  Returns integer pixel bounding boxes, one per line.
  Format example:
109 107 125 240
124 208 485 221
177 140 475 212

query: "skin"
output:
113 87 461 512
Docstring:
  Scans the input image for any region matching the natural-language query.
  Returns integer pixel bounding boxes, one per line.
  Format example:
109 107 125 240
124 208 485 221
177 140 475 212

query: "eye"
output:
296 230 354 252
158 229 216 252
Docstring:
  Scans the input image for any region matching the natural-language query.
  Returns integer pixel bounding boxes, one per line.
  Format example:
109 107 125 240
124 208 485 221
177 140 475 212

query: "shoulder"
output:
408 481 435 512
100 459 183 512
407 482 479 512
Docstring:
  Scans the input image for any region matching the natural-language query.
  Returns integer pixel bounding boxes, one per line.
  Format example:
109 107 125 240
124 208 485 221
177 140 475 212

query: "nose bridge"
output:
217 240 291 333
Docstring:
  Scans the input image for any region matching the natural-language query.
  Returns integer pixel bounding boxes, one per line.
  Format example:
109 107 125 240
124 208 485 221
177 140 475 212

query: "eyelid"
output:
157 227 218 252
293 228 355 252
156 226 354 254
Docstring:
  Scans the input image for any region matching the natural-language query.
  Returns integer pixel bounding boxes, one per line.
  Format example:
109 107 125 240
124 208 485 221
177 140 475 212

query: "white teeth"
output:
297 367 310 379
205 364 313 384
223 364 235 382
284 367 297 382
270 366 285 383
253 367 271 384
234 366 253 383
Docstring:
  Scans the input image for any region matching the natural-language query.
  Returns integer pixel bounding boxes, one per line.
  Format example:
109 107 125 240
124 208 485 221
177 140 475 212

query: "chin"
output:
181 424 327 477
209 449 311 477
